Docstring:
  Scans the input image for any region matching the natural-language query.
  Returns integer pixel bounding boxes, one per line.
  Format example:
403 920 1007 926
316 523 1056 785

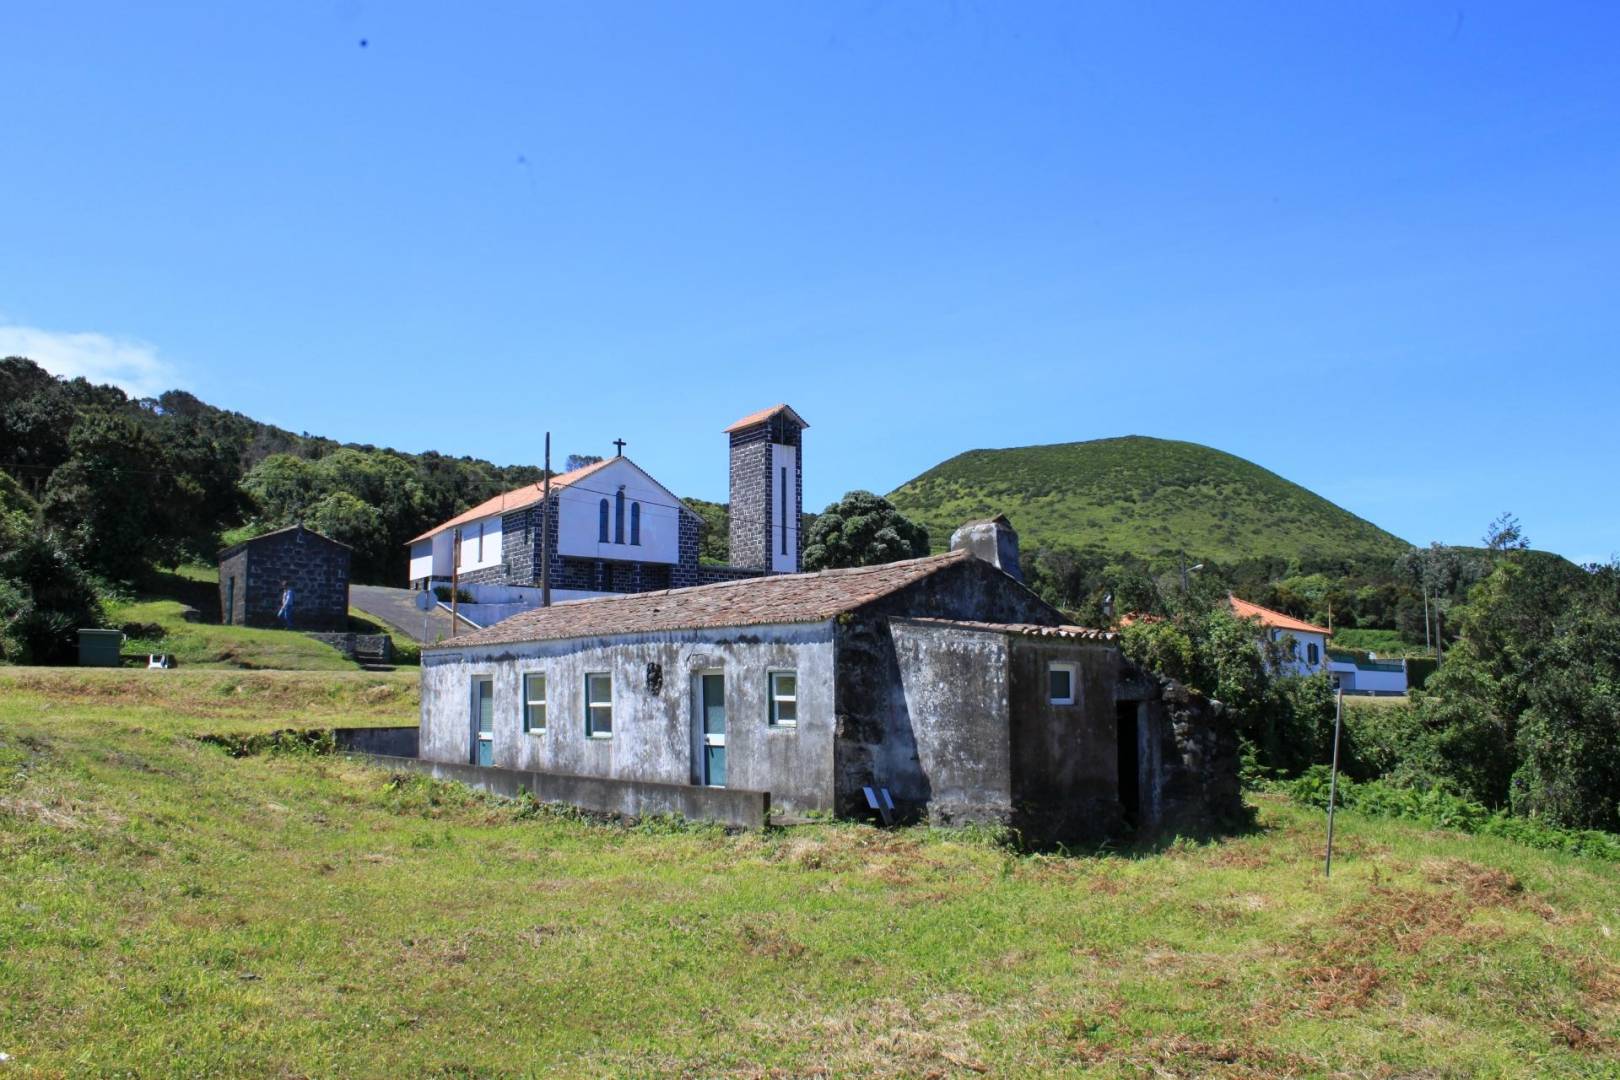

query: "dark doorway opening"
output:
1116 702 1140 829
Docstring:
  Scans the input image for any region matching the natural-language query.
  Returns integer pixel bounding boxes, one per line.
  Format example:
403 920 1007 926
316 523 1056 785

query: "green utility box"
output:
78 628 125 668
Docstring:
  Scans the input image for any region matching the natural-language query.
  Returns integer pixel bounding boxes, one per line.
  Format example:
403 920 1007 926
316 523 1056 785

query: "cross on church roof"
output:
613 438 627 456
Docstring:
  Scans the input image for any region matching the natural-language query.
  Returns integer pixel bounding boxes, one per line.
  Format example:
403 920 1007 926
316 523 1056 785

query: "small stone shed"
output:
217 524 351 631
419 543 1240 844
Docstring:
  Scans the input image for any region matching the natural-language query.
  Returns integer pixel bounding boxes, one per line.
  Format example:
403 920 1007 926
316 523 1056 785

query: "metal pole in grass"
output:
1325 687 1344 877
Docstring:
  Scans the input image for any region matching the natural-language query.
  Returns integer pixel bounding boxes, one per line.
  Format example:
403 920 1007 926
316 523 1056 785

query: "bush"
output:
1281 766 1620 861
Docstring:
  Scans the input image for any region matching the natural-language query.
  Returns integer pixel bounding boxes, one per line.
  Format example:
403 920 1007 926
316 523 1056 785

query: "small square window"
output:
523 672 547 733
769 670 797 727
1049 663 1076 705
585 672 613 737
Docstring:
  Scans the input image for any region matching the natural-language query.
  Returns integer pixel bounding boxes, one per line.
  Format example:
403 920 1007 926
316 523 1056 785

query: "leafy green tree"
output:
242 454 322 523
801 491 929 571
0 470 102 663
41 410 178 581
306 491 387 566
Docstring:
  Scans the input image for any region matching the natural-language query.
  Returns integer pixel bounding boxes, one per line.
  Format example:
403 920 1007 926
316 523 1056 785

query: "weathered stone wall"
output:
420 621 837 815
305 633 393 662
218 527 350 631
1136 677 1245 837
831 558 1066 818
886 620 1013 826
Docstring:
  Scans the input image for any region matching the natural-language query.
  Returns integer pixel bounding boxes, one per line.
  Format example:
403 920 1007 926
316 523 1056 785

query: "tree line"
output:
0 357 550 659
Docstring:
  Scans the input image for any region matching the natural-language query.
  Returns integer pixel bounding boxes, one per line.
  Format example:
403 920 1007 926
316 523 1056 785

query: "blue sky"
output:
3 2 1617 562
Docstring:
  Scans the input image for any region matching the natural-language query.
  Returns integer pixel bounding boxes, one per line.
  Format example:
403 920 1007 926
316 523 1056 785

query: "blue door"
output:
700 672 726 787
474 677 494 766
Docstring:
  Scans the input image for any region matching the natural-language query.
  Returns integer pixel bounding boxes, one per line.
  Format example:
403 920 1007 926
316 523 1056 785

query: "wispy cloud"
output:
0 324 181 398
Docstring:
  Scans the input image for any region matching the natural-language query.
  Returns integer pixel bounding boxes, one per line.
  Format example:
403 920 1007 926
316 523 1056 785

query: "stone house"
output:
218 524 351 631
405 405 808 606
418 524 1240 843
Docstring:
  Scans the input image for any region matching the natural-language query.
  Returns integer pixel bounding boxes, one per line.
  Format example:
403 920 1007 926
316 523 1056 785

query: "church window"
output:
614 489 626 544
598 499 610 543
476 522 484 562
780 467 788 554
630 502 641 545
1307 643 1320 666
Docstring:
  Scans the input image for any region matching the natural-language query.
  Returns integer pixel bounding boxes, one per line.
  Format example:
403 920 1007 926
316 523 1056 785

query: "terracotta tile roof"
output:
722 403 809 433
1229 596 1332 637
900 617 1115 641
429 550 973 650
407 457 618 544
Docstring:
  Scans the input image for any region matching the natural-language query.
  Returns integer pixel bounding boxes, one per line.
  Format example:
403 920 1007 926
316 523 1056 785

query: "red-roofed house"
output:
1228 595 1332 676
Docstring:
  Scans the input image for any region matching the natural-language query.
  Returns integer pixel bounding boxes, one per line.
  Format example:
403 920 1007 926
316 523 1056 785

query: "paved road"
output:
351 585 459 644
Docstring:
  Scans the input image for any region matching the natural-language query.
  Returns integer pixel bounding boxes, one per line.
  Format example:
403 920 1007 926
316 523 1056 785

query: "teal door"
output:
700 672 726 787
474 678 494 766
224 577 235 625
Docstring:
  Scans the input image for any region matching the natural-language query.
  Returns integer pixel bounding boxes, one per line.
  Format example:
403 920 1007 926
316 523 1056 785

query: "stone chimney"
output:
949 514 1023 582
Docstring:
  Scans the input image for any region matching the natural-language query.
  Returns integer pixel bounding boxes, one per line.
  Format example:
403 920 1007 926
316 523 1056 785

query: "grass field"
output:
2 669 1617 1077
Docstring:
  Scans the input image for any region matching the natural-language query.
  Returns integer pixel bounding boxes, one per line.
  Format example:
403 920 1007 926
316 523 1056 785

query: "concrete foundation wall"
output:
366 755 769 829
420 621 837 814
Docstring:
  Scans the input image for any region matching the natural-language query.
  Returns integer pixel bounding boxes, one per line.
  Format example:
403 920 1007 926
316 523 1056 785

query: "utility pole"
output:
541 432 552 608
1325 687 1344 877
451 527 461 638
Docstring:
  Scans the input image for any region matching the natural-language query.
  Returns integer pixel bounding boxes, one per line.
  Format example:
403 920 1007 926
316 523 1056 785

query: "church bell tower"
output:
723 404 807 574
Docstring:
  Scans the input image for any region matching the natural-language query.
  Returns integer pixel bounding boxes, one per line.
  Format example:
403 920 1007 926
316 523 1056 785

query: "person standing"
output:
277 581 295 629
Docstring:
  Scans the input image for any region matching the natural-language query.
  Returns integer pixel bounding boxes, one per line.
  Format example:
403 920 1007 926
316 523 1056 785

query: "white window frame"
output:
585 672 613 738
1049 662 1077 706
768 670 798 728
523 672 547 733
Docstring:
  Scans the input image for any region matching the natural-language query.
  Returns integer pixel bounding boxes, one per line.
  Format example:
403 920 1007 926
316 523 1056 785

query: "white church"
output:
407 405 807 623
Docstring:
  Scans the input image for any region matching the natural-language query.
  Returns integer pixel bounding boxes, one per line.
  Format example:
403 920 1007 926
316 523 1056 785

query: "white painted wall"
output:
408 541 434 582
556 457 681 565
1330 657 1408 694
1271 627 1330 677
770 443 798 573
456 515 503 573
408 531 456 581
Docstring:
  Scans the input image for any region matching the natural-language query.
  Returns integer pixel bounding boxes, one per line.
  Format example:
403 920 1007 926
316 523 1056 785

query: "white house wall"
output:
556 457 681 565
456 515 504 573
1271 628 1329 677
410 531 456 581
420 621 837 813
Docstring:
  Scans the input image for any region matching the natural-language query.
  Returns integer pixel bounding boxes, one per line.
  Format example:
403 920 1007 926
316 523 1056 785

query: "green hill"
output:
888 436 1409 566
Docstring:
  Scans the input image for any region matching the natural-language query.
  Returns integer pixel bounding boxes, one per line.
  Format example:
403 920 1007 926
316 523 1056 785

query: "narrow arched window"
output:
614 489 626 544
598 499 610 543
630 502 641 545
